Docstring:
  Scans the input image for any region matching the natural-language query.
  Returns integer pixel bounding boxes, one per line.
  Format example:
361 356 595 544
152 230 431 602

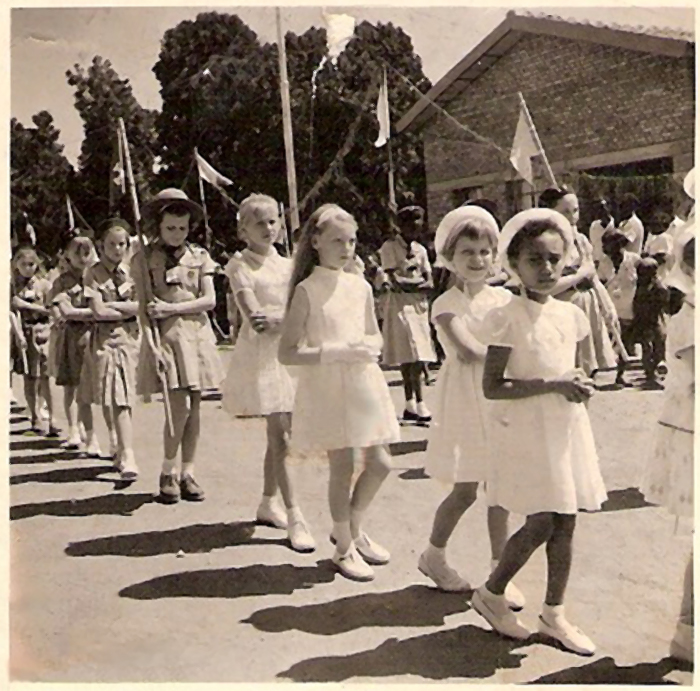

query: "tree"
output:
10 111 74 257
66 56 157 226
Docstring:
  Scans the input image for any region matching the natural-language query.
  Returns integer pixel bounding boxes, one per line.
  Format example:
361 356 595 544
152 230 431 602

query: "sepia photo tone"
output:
9 4 695 683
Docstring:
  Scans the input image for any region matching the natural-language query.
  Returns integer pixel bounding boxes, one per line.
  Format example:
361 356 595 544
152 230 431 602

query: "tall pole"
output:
517 92 557 188
276 8 301 233
194 149 213 249
384 68 397 212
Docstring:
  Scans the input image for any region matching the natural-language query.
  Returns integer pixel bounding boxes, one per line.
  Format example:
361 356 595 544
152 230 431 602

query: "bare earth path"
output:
9 352 693 683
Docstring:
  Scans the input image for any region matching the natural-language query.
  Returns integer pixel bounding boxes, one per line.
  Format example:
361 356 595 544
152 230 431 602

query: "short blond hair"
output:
237 193 279 233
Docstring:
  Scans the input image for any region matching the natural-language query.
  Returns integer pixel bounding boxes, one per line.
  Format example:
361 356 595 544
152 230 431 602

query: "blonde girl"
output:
417 207 524 612
133 189 222 504
223 194 314 552
49 233 100 454
80 218 141 481
473 209 607 656
11 247 57 435
279 204 400 582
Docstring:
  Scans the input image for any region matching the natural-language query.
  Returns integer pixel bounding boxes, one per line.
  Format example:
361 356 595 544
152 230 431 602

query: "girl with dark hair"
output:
537 187 617 379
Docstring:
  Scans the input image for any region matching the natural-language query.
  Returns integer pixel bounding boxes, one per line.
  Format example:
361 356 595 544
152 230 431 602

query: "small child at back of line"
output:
279 204 401 582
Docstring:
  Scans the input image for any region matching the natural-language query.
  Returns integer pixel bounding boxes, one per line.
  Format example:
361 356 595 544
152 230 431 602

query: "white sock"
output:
350 509 364 540
426 543 447 561
182 460 195 478
542 603 565 620
334 520 353 553
405 398 416 412
287 506 304 523
162 457 178 476
261 494 277 507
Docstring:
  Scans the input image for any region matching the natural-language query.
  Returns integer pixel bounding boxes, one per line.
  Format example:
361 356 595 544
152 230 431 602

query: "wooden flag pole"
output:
384 68 397 213
517 92 557 188
276 8 301 234
194 149 213 249
118 118 174 436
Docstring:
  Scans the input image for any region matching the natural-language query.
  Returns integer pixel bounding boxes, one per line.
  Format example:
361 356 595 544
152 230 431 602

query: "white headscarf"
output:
434 206 499 272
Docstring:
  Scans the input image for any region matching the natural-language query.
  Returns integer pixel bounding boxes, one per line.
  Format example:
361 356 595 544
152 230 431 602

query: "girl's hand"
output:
19 336 28 351
147 298 176 320
250 313 284 334
552 370 594 403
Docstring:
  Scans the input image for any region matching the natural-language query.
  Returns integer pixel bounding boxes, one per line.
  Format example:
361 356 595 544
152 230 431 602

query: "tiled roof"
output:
512 10 695 43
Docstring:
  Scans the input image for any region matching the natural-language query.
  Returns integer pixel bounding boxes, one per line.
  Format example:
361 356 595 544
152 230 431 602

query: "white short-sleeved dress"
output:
426 285 512 484
222 248 297 417
291 266 401 452
640 298 694 518
483 295 608 515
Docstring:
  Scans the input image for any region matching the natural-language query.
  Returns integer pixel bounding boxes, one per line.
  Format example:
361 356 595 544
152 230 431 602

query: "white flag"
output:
66 195 75 231
195 149 233 188
311 13 355 97
510 99 541 185
23 213 36 246
374 70 390 148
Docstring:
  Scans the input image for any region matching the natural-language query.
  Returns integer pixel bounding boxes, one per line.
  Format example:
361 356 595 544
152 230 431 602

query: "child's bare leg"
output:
267 413 294 509
180 391 201 478
102 404 116 450
23 377 38 425
63 385 77 430
486 512 555 595
39 377 53 426
409 363 424 403
163 389 190 472
487 505 509 562
544 514 576 606
400 363 414 403
78 402 94 437
429 482 478 548
328 448 355 554
349 444 392 539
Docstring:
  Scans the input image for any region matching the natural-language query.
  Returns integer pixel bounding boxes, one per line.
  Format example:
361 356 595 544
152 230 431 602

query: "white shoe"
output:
84 437 102 458
355 533 390 565
38 404 49 421
256 497 288 529
109 437 119 459
670 623 693 664
119 450 139 482
538 613 596 656
472 586 532 640
63 428 82 449
288 516 316 553
332 546 375 582
418 550 471 591
79 422 87 444
113 450 125 472
416 402 432 421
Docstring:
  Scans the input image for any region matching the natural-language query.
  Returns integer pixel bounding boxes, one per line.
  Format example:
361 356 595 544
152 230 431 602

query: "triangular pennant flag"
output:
311 13 355 98
110 130 126 213
374 69 391 148
510 98 541 185
195 148 233 188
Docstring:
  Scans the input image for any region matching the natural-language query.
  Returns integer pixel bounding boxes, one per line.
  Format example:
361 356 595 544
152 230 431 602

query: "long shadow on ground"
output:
120 561 337 600
277 624 528 682
601 487 654 512
10 492 153 520
65 521 288 557
389 440 428 457
10 438 64 452
10 450 83 465
10 465 115 486
243 584 470 634
526 656 690 684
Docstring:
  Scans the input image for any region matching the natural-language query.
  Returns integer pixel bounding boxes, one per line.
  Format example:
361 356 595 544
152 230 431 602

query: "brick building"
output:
397 11 695 231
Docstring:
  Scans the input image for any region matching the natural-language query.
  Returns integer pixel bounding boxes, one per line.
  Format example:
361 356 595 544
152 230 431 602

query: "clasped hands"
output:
321 340 381 364
552 368 595 403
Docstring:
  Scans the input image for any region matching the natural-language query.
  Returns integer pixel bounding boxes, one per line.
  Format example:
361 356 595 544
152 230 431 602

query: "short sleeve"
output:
82 267 100 301
572 304 590 342
481 304 514 348
198 249 218 277
224 256 254 294
416 244 432 275
48 276 69 305
430 289 461 323
379 241 398 270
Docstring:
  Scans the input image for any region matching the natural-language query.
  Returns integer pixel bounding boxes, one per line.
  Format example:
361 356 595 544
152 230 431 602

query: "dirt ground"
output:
8 352 694 684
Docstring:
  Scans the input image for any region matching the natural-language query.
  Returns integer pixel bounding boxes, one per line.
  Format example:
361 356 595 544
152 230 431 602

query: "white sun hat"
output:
683 168 695 200
498 208 574 277
434 205 499 272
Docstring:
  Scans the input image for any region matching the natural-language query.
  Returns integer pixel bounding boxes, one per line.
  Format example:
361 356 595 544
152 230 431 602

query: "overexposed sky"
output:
11 5 694 165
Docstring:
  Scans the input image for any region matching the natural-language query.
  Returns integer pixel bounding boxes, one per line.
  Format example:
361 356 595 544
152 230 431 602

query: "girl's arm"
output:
87 290 128 322
57 298 94 322
147 276 216 320
103 301 139 317
11 296 50 316
361 284 383 355
278 287 321 365
482 345 591 402
434 313 487 363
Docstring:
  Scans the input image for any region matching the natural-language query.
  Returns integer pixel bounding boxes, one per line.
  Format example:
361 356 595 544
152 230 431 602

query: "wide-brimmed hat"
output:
142 188 203 224
434 206 499 272
498 208 574 277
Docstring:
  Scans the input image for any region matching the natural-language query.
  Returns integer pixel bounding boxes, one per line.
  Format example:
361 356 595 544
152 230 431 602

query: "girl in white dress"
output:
279 204 400 582
641 221 695 664
417 206 524 611
472 208 607 657
222 194 314 553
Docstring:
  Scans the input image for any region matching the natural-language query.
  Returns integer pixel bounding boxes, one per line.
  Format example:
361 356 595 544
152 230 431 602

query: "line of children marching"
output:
10 176 694 663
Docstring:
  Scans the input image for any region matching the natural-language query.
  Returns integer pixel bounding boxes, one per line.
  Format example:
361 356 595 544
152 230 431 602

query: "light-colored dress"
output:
132 241 222 394
79 261 141 408
222 248 296 417
290 266 401 452
11 275 51 379
426 285 512 484
483 295 608 515
640 297 694 518
379 236 436 365
598 250 640 321
619 213 645 256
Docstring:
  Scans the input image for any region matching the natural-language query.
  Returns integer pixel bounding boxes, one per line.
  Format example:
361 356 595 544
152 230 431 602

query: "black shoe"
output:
158 473 180 504
180 475 205 502
402 409 419 421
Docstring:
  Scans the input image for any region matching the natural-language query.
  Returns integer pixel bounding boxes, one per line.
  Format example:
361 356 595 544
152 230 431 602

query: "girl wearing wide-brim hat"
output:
132 188 223 504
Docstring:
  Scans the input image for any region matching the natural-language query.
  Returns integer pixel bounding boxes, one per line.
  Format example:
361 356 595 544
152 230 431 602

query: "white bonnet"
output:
498 208 574 276
666 220 695 295
683 168 695 201
434 205 499 271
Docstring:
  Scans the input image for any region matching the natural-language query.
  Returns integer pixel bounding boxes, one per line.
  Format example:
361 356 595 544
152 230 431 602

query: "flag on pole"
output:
509 98 541 185
374 69 391 148
110 130 126 213
195 148 233 189
66 195 76 231
22 213 36 246
311 13 355 97
117 121 141 223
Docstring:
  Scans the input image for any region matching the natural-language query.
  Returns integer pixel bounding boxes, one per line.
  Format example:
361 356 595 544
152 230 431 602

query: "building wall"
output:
422 31 695 228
